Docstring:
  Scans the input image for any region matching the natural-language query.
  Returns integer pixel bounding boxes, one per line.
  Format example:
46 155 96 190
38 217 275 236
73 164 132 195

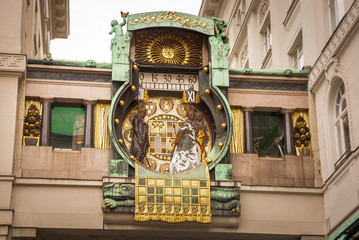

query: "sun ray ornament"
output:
135 29 202 66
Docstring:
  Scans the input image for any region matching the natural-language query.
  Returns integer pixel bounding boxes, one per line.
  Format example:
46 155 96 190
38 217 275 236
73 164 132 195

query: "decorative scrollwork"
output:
242 68 253 75
293 115 311 147
129 11 213 30
24 104 42 137
283 69 293 76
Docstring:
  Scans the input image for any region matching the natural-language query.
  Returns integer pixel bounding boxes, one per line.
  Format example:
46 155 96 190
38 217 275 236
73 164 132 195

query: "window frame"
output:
329 0 345 31
251 111 285 158
293 40 303 70
333 81 351 162
50 102 86 151
263 23 272 56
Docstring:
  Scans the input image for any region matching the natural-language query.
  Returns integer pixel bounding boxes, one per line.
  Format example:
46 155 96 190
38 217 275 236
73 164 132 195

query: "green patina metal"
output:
110 12 131 82
209 17 230 87
205 84 233 170
108 80 131 166
127 11 214 35
40 58 112 69
229 68 309 78
215 164 233 181
102 182 135 212
211 187 241 215
328 212 359 240
110 159 129 177
205 17 233 170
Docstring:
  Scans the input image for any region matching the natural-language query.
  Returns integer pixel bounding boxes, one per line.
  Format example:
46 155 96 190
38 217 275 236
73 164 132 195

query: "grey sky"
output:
50 0 203 63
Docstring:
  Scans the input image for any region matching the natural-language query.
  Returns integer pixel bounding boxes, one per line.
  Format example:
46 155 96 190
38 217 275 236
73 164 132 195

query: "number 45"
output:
176 75 184 83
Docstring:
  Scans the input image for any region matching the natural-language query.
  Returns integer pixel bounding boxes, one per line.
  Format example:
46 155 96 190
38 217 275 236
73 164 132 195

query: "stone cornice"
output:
27 64 112 74
228 88 308 96
309 0 359 91
26 78 111 88
0 53 26 77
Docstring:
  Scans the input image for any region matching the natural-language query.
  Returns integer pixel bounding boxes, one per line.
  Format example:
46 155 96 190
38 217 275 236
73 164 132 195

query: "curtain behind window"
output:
94 103 110 149
230 107 244 154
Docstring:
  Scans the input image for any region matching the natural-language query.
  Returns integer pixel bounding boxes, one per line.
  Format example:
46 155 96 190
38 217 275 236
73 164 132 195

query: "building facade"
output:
0 0 358 240
200 0 359 238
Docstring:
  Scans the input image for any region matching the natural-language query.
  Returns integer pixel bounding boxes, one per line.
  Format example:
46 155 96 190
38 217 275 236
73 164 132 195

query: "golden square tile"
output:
200 198 208 204
138 187 146 194
157 179 164 186
200 189 208 196
174 188 181 195
148 179 155 186
165 196 172 203
165 187 173 195
183 180 191 187
191 180 199 188
139 196 146 202
174 197 181 203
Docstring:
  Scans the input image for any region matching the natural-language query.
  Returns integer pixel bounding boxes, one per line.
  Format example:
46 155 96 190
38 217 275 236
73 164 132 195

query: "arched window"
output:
334 81 351 157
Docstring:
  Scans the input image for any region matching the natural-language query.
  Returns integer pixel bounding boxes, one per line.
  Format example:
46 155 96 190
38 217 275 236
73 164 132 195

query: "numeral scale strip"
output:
141 82 194 91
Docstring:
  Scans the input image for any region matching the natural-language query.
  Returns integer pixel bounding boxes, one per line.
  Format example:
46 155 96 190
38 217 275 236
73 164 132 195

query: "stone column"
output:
84 101 96 148
282 109 295 155
242 107 254 153
40 98 54 146
0 54 26 239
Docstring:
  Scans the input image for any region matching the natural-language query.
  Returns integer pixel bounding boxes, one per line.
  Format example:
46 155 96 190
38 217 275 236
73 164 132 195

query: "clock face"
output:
110 26 231 173
121 97 213 173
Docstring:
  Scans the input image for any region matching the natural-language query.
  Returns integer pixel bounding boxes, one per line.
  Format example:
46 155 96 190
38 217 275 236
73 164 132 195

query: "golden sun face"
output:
162 47 175 59
135 28 202 66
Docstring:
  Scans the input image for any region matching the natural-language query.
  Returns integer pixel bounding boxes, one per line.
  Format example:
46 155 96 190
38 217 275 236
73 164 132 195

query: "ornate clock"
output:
105 11 237 223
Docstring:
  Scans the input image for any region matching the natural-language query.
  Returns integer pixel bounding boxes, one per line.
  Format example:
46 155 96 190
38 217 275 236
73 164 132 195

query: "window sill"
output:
283 0 299 27
334 149 352 169
261 47 272 69
53 148 81 153
258 156 284 161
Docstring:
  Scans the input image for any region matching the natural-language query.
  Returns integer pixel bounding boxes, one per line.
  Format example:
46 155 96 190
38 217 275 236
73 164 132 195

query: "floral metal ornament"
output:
129 11 213 31
23 104 41 137
293 115 311 147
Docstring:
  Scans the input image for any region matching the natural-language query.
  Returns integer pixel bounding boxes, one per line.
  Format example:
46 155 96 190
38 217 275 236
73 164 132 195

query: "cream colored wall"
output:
229 88 309 109
246 13 259 69
311 16 359 182
0 0 23 54
12 179 104 229
205 0 355 71
26 79 111 101
0 53 26 240
308 0 359 236
232 154 316 187
0 0 68 60
339 27 359 149
21 147 109 179
11 179 324 238
0 76 20 175
238 186 324 235
322 155 359 234
311 77 331 179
